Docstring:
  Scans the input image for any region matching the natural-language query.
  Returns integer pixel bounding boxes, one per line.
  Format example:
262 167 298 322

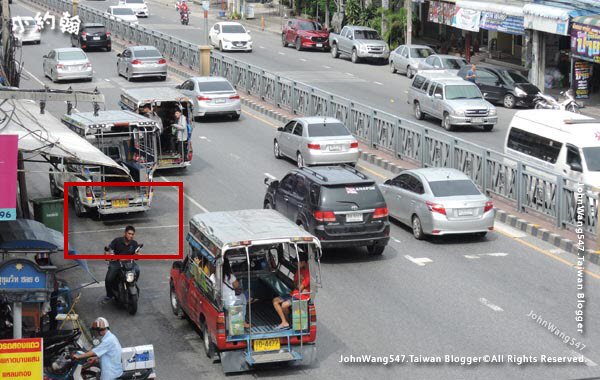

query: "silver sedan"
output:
379 168 495 239
117 46 167 81
273 117 359 167
418 54 468 75
43 48 93 83
12 16 41 44
389 44 435 78
176 76 241 120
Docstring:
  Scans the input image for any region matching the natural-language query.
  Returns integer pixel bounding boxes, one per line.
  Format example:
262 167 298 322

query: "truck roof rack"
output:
563 119 599 125
341 164 368 179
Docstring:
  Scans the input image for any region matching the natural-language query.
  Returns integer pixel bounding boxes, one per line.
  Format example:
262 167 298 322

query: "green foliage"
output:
345 0 378 26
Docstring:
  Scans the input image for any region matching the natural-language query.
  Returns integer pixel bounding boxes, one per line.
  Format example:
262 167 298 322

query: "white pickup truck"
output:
329 25 390 64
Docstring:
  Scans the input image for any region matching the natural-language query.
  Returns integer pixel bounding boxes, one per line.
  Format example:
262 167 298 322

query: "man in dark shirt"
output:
102 226 141 303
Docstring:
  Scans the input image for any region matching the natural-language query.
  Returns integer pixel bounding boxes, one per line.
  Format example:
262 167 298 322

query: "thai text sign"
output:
573 60 592 99
0 260 47 291
453 7 480 32
0 135 18 221
0 338 43 380
571 22 600 63
480 12 524 35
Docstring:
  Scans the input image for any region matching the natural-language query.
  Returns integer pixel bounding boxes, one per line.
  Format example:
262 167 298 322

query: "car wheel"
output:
503 93 515 109
264 201 272 209
412 215 425 240
295 38 302 51
414 102 424 120
160 75 167 81
106 46 112 52
126 69 132 82
483 124 494 132
273 140 282 159
367 245 385 256
201 321 216 359
407 66 415 79
475 232 488 239
49 173 61 197
567 103 580 113
351 49 359 64
281 34 288 47
389 61 396 74
442 112 454 131
296 152 305 168
219 41 224 52
331 44 339 58
170 286 185 318
74 193 86 217
51 70 58 83
231 113 240 120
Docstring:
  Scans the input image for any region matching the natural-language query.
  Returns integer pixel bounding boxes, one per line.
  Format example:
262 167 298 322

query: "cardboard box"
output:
121 345 155 371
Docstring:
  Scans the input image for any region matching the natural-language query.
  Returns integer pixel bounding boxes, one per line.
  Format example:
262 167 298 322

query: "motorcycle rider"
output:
73 317 123 380
103 226 141 304
179 1 189 21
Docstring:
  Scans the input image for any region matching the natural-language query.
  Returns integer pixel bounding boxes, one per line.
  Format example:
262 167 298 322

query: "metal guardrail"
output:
33 0 598 237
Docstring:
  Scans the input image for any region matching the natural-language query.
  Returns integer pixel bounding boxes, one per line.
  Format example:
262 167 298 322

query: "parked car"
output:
407 71 498 131
117 46 167 81
11 16 41 44
457 64 540 109
176 76 241 120
389 44 435 78
70 23 111 51
43 48 93 83
118 0 149 17
380 168 495 239
273 117 359 167
264 166 390 255
106 6 139 24
418 54 467 75
282 18 329 51
329 25 389 64
209 22 252 52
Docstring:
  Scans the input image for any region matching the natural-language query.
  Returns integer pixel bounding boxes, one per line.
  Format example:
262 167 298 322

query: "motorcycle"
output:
105 244 143 315
40 329 83 366
534 89 581 113
180 10 190 25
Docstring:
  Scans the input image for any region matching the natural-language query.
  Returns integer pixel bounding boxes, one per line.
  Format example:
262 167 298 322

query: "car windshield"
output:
134 49 162 58
428 179 481 197
411 48 434 58
442 58 467 69
583 147 600 171
198 81 234 92
126 0 144 3
320 184 382 208
58 51 87 60
354 30 380 40
222 24 246 33
112 7 135 15
445 85 482 100
298 21 320 30
499 69 529 84
307 123 351 137
14 18 36 28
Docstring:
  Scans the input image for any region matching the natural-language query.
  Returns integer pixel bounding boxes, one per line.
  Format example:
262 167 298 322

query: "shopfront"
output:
571 15 600 101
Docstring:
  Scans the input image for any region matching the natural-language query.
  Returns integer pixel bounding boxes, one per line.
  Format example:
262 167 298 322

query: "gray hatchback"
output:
116 46 167 81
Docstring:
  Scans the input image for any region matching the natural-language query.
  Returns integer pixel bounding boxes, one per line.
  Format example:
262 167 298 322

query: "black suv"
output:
263 165 390 255
70 23 111 52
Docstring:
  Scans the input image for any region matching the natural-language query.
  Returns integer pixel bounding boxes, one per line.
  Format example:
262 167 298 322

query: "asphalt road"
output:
56 0 521 153
10 2 600 379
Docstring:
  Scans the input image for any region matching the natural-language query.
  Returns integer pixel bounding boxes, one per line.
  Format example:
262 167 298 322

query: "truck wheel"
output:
442 112 454 131
331 44 339 58
351 49 359 64
49 173 61 197
170 286 185 318
414 102 424 120
73 193 87 217
201 321 216 359
483 125 494 131
367 244 385 255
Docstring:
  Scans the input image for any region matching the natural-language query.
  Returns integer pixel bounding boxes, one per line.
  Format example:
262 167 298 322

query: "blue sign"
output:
480 12 525 35
0 259 47 291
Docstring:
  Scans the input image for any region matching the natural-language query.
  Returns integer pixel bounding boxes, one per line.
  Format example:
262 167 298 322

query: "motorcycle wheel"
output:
128 294 138 315
534 102 544 110
567 104 580 113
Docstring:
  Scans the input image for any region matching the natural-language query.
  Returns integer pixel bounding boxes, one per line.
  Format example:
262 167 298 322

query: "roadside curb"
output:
239 95 289 123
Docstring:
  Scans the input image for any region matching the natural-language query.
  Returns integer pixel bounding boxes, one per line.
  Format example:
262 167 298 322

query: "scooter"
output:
41 329 83 366
105 244 143 315
180 10 190 25
534 89 581 113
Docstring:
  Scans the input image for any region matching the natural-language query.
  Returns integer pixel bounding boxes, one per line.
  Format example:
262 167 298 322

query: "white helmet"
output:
91 317 109 330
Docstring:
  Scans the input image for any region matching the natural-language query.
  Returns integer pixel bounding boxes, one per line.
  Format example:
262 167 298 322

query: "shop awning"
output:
456 1 523 17
524 3 590 35
573 15 600 28
457 0 525 35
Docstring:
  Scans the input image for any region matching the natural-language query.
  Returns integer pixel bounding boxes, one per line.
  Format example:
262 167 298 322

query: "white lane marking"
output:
278 52 285 55
391 237 401 244
70 225 179 234
464 255 481 259
229 153 240 160
159 175 210 213
198 135 211 142
486 252 508 257
323 65 331 69
300 58 307 62
465 253 509 259
260 46 265 49
479 297 504 312
374 81 383 85
22 67 45 86
81 281 105 289
404 255 432 266
570 350 598 367
264 172 277 180
493 223 528 238
404 90 408 94
104 78 111 82
345 72 354 76
550 248 565 255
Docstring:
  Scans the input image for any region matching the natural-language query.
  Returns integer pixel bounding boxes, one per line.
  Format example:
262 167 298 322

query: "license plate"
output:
113 199 129 208
328 144 342 151
316 43 323 47
346 212 363 222
253 338 280 352
159 159 173 166
471 118 484 123
215 98 226 104
458 208 473 216
93 37 100 40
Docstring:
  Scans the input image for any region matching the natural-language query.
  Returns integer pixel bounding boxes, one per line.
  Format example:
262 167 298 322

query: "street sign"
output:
0 135 18 221
0 259 47 291
0 338 43 380
202 0 209 11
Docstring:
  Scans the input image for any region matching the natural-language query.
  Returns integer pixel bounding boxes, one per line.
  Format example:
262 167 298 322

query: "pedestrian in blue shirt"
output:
466 64 477 83
73 317 123 380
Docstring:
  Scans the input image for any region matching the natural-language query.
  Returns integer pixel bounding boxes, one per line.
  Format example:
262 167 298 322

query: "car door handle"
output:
297 204 303 208
284 197 289 201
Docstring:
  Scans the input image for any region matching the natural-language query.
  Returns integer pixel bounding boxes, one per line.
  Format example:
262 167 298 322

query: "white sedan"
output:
209 22 252 52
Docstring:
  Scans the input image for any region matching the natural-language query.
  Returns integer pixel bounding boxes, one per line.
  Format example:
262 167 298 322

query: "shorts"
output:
280 295 292 303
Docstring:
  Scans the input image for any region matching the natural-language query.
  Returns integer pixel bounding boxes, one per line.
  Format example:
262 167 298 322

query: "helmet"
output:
91 317 109 330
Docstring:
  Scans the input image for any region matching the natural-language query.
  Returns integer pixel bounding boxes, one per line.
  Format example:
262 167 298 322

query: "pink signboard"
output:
0 135 18 220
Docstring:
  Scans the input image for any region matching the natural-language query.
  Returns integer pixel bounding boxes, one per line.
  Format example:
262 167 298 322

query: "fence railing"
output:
32 0 599 237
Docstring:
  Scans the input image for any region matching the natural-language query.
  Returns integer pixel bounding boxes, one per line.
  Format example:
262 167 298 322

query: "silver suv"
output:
407 71 498 131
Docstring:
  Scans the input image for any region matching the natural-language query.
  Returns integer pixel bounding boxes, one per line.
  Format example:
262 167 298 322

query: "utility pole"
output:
405 0 412 45
2 0 11 73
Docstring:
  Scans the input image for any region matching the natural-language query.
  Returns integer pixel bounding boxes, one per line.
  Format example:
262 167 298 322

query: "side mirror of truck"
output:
434 93 442 99
569 161 583 173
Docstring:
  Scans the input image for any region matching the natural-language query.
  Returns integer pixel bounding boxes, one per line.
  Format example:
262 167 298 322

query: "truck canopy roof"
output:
62 110 159 130
121 87 193 104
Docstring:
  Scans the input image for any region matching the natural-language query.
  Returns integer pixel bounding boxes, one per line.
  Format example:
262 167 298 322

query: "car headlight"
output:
359 46 367 53
223 38 230 42
489 108 497 116
453 109 465 116
126 272 135 283
514 87 527 97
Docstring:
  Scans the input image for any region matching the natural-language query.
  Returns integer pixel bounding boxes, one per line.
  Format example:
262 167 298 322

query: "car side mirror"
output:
247 30 251 34
349 35 353 40
384 179 393 185
42 54 47 58
172 260 183 270
496 81 502 86
434 93 442 99
277 127 283 131
116 53 121 57
483 93 488 98
175 85 181 89
569 162 583 173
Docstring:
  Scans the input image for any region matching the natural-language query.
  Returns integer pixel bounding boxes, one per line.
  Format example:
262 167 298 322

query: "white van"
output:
504 110 600 186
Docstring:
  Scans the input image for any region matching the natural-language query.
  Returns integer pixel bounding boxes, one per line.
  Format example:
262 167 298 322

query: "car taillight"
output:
158 58 166 64
106 31 111 37
56 64 65 69
131 59 142 65
307 143 320 150
350 141 359 148
314 210 336 222
198 96 211 101
229 95 240 99
84 62 92 68
81 31 87 39
373 207 388 219
426 201 446 215
484 201 494 213
309 304 316 323
217 313 226 335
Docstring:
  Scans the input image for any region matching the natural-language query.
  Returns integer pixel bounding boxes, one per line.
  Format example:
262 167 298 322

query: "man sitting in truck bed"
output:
272 250 310 330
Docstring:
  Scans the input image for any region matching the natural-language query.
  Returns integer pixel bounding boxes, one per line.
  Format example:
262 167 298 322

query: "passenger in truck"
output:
272 250 310 330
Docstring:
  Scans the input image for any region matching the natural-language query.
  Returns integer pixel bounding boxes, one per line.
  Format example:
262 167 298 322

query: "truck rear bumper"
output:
220 344 316 373
97 205 150 215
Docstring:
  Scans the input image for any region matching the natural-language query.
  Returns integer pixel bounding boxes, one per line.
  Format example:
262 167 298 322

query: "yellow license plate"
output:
113 199 129 208
159 159 173 166
253 338 280 352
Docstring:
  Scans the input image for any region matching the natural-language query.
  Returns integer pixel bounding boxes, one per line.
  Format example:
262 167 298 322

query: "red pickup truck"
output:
282 18 330 51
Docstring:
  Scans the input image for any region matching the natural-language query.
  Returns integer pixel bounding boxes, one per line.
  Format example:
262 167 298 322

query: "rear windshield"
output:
58 51 87 60
411 48 434 58
126 0 144 3
583 147 600 171
428 180 481 197
84 26 106 33
442 58 467 69
298 21 321 30
134 49 162 58
307 123 351 137
112 7 135 15
445 85 482 100
198 81 234 92
222 24 246 33
320 184 382 207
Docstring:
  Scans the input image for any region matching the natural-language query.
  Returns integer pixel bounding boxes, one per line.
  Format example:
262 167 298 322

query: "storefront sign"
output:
428 1 456 26
480 12 524 35
571 22 600 63
573 60 592 99
0 338 43 380
453 7 480 32
0 135 18 221
0 260 47 291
